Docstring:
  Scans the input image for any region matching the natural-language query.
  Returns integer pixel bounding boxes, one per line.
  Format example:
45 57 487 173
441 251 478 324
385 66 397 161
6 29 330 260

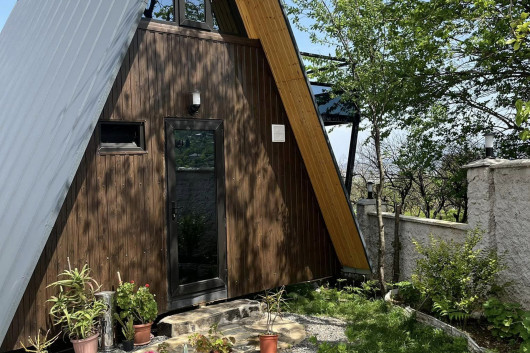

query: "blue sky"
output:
0 0 16 32
0 1 353 164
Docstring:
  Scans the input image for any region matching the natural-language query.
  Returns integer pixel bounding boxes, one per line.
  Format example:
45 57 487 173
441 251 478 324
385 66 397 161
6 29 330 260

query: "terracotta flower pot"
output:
133 322 153 346
71 333 99 353
259 334 278 353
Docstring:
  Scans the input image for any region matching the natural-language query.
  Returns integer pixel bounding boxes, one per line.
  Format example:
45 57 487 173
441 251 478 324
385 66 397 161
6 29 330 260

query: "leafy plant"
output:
483 297 530 344
116 281 135 320
116 281 158 324
412 228 504 322
158 342 170 353
347 280 379 299
114 314 135 341
135 285 158 323
188 324 235 353
260 286 286 335
20 330 60 353
48 261 107 340
393 281 425 309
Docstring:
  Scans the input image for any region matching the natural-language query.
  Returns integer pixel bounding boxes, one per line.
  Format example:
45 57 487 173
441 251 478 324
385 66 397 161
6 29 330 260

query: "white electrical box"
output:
272 124 285 143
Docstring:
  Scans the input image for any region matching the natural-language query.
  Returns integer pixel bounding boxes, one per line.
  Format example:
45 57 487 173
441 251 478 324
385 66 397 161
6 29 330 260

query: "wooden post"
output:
392 205 401 283
345 109 361 197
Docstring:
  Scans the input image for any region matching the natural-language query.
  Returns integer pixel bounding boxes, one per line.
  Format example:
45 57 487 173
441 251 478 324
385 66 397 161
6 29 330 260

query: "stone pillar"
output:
356 199 377 273
464 158 505 249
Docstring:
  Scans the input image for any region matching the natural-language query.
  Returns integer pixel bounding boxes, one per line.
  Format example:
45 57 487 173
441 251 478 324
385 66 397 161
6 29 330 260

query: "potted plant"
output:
188 324 235 353
116 280 158 346
259 286 286 353
114 314 135 351
48 261 107 353
20 330 60 353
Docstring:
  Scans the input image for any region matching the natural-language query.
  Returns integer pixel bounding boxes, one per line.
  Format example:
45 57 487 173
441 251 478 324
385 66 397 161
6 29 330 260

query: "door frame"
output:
164 118 227 310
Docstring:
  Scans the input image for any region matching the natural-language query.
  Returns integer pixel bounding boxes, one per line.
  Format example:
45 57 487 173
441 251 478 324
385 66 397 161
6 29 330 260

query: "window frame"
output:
98 120 147 155
177 0 214 31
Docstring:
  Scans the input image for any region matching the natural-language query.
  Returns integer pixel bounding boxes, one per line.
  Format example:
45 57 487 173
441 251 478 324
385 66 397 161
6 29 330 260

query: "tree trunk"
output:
373 118 387 296
144 0 157 18
392 205 401 283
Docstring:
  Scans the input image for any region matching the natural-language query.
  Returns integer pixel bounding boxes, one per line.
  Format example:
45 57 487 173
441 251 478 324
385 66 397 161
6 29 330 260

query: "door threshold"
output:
167 287 227 311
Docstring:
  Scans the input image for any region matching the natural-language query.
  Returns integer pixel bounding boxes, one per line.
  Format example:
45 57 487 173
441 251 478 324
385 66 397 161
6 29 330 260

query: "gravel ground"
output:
282 313 348 353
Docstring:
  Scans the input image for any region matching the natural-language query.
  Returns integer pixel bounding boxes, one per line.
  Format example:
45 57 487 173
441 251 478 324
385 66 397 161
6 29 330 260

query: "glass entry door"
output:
165 119 226 307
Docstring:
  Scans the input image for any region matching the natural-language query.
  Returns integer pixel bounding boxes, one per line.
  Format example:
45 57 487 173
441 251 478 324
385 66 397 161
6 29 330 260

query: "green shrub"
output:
412 228 503 321
483 297 530 353
393 281 425 309
483 297 526 340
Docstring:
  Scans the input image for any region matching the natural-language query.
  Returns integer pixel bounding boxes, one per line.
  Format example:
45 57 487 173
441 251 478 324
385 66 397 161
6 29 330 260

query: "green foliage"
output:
515 99 530 141
135 286 158 323
48 263 107 340
260 286 286 335
158 342 170 353
393 281 424 309
188 324 235 353
154 2 174 22
287 0 530 156
287 286 468 353
20 330 60 353
412 228 504 321
483 297 530 345
173 130 215 169
116 281 158 324
116 281 135 319
114 313 135 341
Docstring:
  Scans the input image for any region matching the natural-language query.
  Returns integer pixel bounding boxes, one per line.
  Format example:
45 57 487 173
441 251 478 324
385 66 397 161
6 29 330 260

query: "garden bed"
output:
283 284 470 353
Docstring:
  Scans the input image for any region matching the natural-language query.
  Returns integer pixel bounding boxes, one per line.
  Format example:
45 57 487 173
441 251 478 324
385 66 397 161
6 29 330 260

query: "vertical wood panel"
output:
3 25 339 351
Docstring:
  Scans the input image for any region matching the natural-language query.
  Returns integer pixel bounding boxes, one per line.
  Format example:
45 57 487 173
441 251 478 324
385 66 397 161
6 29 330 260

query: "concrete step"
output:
158 299 262 337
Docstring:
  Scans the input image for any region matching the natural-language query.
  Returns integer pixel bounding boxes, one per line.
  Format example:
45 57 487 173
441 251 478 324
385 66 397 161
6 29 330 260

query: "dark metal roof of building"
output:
0 0 147 343
315 92 357 126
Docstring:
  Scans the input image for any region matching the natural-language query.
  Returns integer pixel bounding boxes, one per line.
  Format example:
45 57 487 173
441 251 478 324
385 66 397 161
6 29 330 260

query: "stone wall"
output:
357 158 530 308
466 159 530 308
357 199 468 281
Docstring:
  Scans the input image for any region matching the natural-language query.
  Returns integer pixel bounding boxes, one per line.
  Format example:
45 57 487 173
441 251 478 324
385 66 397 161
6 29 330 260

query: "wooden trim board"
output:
234 0 370 270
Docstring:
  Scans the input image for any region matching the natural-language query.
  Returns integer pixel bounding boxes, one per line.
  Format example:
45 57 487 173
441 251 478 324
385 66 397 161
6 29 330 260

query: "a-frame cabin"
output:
0 1 370 350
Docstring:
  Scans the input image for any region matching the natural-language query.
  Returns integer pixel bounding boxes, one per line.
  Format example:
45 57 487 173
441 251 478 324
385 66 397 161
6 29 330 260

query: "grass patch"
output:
285 284 470 353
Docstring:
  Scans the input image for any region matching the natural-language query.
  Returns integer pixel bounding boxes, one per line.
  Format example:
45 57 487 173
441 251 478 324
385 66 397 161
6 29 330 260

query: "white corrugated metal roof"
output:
0 0 147 343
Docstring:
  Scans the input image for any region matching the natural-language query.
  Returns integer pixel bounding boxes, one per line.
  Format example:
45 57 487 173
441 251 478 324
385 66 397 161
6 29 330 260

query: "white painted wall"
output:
357 158 530 308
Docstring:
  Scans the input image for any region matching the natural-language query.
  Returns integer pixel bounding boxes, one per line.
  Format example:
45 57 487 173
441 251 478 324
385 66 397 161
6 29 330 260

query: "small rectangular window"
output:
178 0 213 30
99 121 146 154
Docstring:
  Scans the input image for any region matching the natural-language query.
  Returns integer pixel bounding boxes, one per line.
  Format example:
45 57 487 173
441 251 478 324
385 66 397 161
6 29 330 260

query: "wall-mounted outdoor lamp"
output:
366 181 374 199
189 90 201 114
485 132 495 158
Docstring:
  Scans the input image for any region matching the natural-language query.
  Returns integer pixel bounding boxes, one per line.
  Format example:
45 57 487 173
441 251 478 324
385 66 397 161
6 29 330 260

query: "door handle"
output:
171 201 177 220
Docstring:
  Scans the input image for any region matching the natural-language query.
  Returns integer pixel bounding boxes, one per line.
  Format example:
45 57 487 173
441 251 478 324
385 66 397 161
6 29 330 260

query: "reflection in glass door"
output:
165 119 226 307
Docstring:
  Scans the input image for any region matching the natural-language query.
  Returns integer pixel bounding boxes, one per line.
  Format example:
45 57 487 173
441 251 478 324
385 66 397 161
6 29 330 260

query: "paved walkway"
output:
110 300 307 353
137 317 306 353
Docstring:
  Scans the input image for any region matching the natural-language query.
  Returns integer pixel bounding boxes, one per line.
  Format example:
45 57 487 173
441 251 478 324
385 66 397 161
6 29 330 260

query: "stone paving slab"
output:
158 299 262 337
133 316 305 353
109 299 306 353
137 317 306 353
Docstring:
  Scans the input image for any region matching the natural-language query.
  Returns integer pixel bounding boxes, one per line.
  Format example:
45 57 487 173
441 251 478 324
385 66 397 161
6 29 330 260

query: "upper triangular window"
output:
143 0 246 36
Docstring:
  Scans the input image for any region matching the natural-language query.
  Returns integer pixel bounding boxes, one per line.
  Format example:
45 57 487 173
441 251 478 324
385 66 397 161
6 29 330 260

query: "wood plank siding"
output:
2 20 339 352
235 0 371 270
